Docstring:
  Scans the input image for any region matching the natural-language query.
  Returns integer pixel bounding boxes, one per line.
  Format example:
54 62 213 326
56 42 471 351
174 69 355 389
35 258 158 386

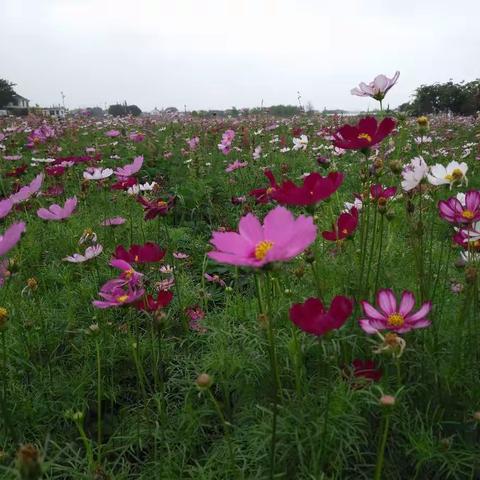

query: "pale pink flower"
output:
37 197 77 221
0 222 26 257
63 244 103 263
351 71 400 101
114 156 144 177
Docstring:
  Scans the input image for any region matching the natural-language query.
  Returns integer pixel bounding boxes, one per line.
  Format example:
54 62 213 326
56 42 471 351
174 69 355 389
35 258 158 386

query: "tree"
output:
0 78 17 108
108 103 142 117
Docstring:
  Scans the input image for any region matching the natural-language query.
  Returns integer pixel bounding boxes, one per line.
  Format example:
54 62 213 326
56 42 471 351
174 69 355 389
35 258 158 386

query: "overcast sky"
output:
1 0 479 112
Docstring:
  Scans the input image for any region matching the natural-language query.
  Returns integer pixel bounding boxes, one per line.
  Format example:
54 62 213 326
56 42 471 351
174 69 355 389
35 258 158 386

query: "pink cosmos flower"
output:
0 199 13 219
37 197 77 221
63 244 103 263
92 283 144 309
359 289 431 334
83 167 113 180
114 156 144 178
173 252 189 259
9 173 44 205
225 160 248 173
351 71 400 101
129 132 145 142
187 137 200 150
100 216 126 227
0 222 26 257
105 130 121 138
208 206 316 267
438 190 480 224
110 258 143 286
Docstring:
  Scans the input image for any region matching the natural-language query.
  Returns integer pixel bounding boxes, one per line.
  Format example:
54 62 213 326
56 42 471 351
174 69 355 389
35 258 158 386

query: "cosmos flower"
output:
370 184 397 201
427 161 468 188
105 130 121 137
83 167 114 180
332 117 395 150
359 289 431 334
137 195 175 220
113 242 165 263
37 197 77 221
289 296 353 336
292 135 308 151
0 199 13 219
250 170 279 204
100 216 126 227
438 190 480 224
114 156 144 178
92 282 145 309
401 156 428 191
9 173 44 205
225 160 248 172
351 71 400 101
208 206 316 267
0 222 26 257
129 132 145 142
187 137 200 150
322 207 359 241
135 290 173 312
272 172 344 206
63 245 103 263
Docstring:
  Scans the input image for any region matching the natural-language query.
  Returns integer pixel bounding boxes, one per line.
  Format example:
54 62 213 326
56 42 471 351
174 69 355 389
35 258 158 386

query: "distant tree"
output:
86 107 104 117
226 106 239 117
267 105 303 117
0 78 17 108
108 103 142 117
127 105 142 116
402 79 480 116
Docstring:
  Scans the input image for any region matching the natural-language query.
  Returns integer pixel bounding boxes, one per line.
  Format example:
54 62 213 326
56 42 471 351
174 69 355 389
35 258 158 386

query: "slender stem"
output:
96 338 102 464
374 413 391 480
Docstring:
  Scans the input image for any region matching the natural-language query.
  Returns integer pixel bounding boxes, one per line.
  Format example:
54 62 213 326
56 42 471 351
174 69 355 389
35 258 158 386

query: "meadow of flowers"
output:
0 74 480 479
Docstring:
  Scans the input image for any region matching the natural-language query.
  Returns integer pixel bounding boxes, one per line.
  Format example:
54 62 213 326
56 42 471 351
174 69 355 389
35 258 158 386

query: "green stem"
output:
374 413 391 480
96 338 102 464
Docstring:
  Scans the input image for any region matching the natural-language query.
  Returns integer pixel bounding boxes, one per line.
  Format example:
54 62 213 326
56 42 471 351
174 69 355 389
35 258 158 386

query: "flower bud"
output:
0 307 8 331
389 160 403 174
417 116 429 128
196 373 213 390
385 209 395 221
465 266 477 284
379 394 396 407
15 444 42 480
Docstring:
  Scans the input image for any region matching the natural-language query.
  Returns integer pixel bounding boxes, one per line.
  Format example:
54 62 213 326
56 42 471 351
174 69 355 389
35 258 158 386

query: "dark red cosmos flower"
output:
135 290 173 312
332 116 395 150
111 177 137 190
322 207 359 241
292 127 303 137
272 172 344 206
43 184 65 197
289 296 353 336
370 184 397 201
351 359 382 382
249 170 279 204
45 165 66 176
137 195 175 220
114 242 166 263
6 165 28 177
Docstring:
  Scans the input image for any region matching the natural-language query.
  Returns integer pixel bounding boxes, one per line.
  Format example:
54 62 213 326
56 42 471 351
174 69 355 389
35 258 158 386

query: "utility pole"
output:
60 91 66 108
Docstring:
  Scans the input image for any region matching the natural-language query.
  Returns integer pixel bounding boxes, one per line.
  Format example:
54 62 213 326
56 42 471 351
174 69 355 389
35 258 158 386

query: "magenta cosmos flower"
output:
360 289 431 334
332 117 395 150
289 296 353 336
114 155 144 178
438 190 480 224
37 197 77 221
0 222 26 257
208 206 316 267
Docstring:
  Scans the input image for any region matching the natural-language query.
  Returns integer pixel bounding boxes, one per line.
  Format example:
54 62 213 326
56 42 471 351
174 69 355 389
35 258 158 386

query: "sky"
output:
1 0 479 112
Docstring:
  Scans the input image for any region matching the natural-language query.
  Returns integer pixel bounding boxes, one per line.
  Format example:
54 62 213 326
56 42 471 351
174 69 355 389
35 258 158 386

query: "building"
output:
5 94 30 115
39 106 67 118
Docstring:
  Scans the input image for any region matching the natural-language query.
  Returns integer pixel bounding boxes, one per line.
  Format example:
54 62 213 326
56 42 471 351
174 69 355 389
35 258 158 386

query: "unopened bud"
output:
389 160 403 174
196 373 213 390
0 307 8 331
379 394 396 407
16 444 42 480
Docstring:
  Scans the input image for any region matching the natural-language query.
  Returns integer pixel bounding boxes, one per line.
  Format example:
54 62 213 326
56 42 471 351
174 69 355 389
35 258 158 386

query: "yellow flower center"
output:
0 307 8 321
157 200 167 207
84 228 93 235
445 168 464 181
124 268 134 279
387 313 405 327
116 295 129 303
358 133 372 143
266 187 275 195
134 255 139 262
462 210 475 220
254 240 274 261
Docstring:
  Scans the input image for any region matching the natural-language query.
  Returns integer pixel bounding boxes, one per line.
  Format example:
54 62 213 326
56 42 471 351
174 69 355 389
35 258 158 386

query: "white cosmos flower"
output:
127 182 157 195
63 244 103 263
401 156 428 191
83 168 113 180
427 161 468 188
292 135 308 151
344 197 363 212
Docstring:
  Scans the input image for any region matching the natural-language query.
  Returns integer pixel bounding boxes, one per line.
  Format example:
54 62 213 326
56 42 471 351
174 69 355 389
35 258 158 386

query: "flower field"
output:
1 79 480 479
